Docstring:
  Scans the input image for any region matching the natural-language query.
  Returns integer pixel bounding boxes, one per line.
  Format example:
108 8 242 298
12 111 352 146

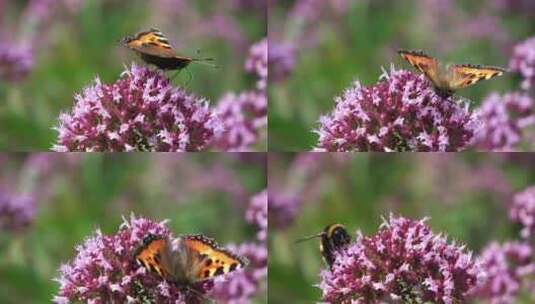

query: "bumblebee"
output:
297 224 351 269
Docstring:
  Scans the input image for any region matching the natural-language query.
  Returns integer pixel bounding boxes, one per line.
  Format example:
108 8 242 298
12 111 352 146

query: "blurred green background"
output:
268 153 535 303
0 0 265 150
268 0 535 151
0 153 266 303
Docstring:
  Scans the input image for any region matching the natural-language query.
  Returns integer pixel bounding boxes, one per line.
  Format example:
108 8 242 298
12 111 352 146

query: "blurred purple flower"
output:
494 0 535 15
0 192 36 232
23 0 84 24
268 41 296 82
246 190 267 241
474 92 535 151
211 190 267 303
0 43 33 82
53 64 223 152
213 38 267 151
510 185 535 238
291 0 349 22
203 15 247 51
463 15 510 49
510 36 535 90
320 215 484 304
213 91 267 151
53 215 210 304
267 190 301 230
211 242 267 304
315 67 480 152
245 38 267 91
471 241 535 304
231 0 267 12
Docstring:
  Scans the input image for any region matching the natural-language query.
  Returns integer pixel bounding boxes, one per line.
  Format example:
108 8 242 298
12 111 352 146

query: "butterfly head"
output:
119 35 134 45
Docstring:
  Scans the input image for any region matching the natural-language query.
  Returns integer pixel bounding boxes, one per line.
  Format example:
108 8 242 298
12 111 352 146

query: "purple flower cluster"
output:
53 215 208 304
291 0 350 22
471 241 535 304
214 38 268 151
0 43 33 82
267 191 301 230
509 36 535 90
510 185 535 238
244 38 267 91
210 242 268 304
474 92 535 151
211 190 268 303
213 91 267 151
246 190 267 241
315 67 480 151
231 0 267 13
268 41 296 83
53 64 223 152
494 0 535 15
0 192 36 233
319 215 484 304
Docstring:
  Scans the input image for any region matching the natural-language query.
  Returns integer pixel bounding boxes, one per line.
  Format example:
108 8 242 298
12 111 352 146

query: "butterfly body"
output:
134 234 247 287
398 49 506 96
138 52 191 70
121 28 213 70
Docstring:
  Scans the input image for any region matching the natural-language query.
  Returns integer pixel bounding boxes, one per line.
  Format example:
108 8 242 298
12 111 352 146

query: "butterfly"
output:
296 224 351 269
398 49 506 97
121 28 215 71
133 234 247 295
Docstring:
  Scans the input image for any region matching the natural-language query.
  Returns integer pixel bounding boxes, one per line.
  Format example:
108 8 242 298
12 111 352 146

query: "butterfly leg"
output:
183 67 193 88
181 285 214 304
169 70 183 82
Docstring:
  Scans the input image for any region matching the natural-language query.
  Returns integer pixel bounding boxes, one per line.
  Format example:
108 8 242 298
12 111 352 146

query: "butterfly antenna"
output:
295 232 325 244
191 57 218 68
191 49 218 68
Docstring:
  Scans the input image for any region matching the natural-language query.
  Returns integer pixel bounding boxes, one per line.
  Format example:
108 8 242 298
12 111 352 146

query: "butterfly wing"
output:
125 28 177 58
398 49 442 87
176 234 247 283
447 64 506 90
134 235 175 280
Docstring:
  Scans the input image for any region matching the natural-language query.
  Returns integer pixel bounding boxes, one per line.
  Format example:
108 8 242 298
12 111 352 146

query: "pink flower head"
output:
0 192 36 232
319 215 484 304
510 36 535 90
210 242 268 304
268 41 296 82
246 190 267 241
213 91 267 151
315 67 480 151
474 92 535 151
245 38 267 91
472 241 535 304
53 64 223 152
510 185 535 238
0 43 33 82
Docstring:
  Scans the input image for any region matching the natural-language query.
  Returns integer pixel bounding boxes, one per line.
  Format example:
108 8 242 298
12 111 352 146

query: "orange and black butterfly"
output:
133 233 247 298
296 224 351 270
398 49 506 96
121 28 215 70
